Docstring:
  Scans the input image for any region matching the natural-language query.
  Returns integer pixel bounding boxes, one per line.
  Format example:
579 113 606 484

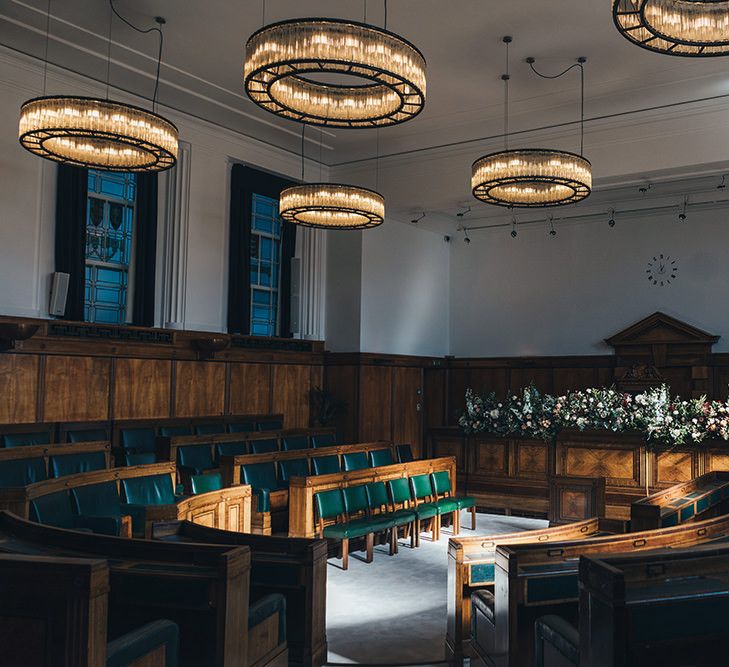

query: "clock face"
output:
646 254 678 287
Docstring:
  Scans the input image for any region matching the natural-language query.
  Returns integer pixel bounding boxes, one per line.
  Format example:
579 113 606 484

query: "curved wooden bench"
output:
482 513 729 667
0 510 251 666
0 462 251 537
153 520 328 667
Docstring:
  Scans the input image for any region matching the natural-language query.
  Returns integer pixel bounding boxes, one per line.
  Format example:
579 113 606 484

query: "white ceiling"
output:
4 0 729 228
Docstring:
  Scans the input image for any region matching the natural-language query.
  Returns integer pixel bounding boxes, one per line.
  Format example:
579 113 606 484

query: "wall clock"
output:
646 254 678 286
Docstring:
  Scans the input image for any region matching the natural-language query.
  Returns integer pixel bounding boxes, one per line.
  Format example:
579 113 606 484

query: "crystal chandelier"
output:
19 1 178 171
244 18 426 127
280 183 384 229
472 38 592 208
613 0 729 56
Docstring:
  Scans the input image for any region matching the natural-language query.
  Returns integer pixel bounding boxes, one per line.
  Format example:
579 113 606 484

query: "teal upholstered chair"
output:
314 488 389 570
119 428 156 463
195 423 225 436
241 462 282 514
396 444 414 463
228 421 255 433
124 452 156 467
70 481 126 536
159 425 192 437
106 620 180 667
387 477 437 547
282 435 308 451
342 452 369 472
2 431 50 448
411 473 457 540
29 491 76 529
120 473 178 537
431 469 476 532
256 419 283 432
177 444 215 476
190 472 223 495
49 451 106 478
368 448 394 468
312 433 337 448
0 457 47 487
215 441 248 460
279 458 309 485
66 428 109 443
343 485 394 560
312 455 340 475
365 481 415 551
250 438 278 454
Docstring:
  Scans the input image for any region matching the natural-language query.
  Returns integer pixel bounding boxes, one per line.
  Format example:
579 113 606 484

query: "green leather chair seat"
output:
0 457 47 487
388 508 417 526
312 455 340 475
435 498 460 514
124 453 156 466
431 470 475 510
342 452 369 472
249 594 287 645
455 495 476 509
177 444 215 476
312 433 337 448
242 463 281 514
195 423 225 435
66 428 109 443
250 438 278 454
349 514 394 533
106 619 179 667
282 435 308 451
29 491 75 529
322 515 390 539
279 458 309 484
256 419 283 431
70 481 124 536
215 441 248 459
190 472 222 495
120 428 156 454
2 431 50 448
412 502 439 519
49 451 106 478
122 474 176 505
368 448 394 467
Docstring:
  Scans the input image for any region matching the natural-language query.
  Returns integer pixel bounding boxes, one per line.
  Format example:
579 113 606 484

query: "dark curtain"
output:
54 165 88 321
131 173 158 327
227 164 297 337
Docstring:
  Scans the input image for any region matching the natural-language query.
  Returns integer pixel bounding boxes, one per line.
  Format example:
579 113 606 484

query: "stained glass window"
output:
250 193 282 336
84 170 136 324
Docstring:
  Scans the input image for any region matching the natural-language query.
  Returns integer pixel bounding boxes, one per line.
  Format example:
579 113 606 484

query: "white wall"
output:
449 207 729 356
0 48 312 333
325 231 362 353
360 221 449 357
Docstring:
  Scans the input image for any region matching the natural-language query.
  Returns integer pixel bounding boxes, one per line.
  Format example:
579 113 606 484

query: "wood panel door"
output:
392 367 424 456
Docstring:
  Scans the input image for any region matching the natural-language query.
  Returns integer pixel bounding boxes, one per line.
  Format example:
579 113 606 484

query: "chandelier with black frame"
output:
471 37 592 209
19 0 178 172
612 0 729 56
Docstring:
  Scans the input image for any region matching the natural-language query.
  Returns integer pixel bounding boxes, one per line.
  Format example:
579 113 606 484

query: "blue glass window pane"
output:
252 289 269 305
259 262 272 287
251 322 269 336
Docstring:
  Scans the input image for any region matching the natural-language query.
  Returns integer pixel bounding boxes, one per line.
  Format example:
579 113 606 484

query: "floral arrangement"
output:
460 384 729 449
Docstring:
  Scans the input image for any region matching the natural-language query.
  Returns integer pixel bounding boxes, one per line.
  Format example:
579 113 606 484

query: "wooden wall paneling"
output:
514 439 549 480
655 449 696 486
446 368 471 426
558 438 641 488
323 364 359 443
43 355 111 422
467 368 509 398
508 367 554 394
228 363 272 415
0 355 38 423
358 365 393 442
175 361 226 417
553 367 598 395
392 367 424 455
659 366 693 397
424 368 446 429
113 358 172 420
714 365 729 400
272 364 312 429
474 437 509 477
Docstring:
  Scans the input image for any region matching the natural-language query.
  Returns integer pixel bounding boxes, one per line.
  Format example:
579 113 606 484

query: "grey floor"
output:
325 512 548 666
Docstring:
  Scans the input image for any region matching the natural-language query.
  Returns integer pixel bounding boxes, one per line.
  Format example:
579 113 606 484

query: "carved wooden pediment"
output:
605 312 719 368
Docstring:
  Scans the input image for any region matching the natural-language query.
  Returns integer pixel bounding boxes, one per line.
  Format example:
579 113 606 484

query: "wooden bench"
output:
153 520 328 667
220 440 394 534
474 513 729 667
0 553 179 666
630 470 729 531
288 456 457 539
446 517 621 665
0 462 251 537
575 541 729 667
0 510 256 666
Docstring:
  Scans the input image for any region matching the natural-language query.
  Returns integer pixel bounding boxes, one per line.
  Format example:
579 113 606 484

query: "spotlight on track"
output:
410 211 426 224
463 227 471 244
510 211 518 238
608 208 615 227
456 205 471 218
639 183 652 195
548 214 556 237
718 175 726 190
678 196 688 222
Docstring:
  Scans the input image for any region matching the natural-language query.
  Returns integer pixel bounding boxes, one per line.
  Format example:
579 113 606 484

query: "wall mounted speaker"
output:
49 272 69 317
290 257 301 336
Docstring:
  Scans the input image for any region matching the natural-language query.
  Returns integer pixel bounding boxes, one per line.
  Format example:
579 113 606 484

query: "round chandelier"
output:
472 149 592 207
612 0 729 56
244 18 426 127
279 184 384 229
19 96 178 172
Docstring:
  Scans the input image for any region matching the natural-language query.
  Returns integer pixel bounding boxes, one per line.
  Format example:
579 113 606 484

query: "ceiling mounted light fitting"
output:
19 1 178 171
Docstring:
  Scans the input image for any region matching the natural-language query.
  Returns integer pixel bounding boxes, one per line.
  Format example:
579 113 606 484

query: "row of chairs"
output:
314 470 475 570
0 449 107 487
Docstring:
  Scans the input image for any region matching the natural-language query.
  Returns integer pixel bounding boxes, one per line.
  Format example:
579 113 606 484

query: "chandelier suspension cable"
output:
384 0 388 29
41 0 51 93
109 0 165 112
527 56 586 156
261 0 266 28
301 124 305 181
363 0 367 23
502 36 511 150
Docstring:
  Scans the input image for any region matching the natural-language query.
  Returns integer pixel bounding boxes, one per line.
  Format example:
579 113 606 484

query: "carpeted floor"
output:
325 512 548 666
